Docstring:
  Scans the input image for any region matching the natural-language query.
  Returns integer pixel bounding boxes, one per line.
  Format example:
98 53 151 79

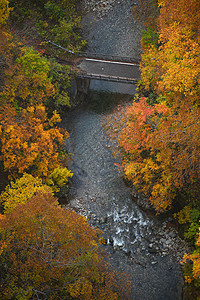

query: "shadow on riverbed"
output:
87 89 132 113
61 88 184 300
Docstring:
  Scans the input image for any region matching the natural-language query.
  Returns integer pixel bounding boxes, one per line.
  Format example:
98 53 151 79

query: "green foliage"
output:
9 0 36 23
8 0 86 54
141 28 159 48
182 225 200 297
174 206 192 225
181 209 200 246
190 209 200 223
1 46 54 107
44 1 64 21
16 47 51 81
52 17 87 52
183 260 200 297
0 43 73 110
48 60 72 110
185 222 200 246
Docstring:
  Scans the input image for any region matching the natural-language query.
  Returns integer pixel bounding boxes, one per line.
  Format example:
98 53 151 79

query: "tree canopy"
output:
0 192 121 299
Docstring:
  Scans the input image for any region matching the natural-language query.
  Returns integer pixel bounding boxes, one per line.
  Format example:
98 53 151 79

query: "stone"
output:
165 239 171 245
160 238 166 244
148 247 158 254
168 231 176 238
99 216 107 223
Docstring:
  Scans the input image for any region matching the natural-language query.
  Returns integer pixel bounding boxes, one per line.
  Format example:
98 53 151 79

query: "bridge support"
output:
69 77 90 104
76 77 90 95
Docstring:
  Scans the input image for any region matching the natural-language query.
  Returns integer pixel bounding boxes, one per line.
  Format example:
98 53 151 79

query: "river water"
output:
61 1 184 299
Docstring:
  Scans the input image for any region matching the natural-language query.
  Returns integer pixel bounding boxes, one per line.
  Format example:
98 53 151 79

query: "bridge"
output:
77 57 140 84
45 40 140 83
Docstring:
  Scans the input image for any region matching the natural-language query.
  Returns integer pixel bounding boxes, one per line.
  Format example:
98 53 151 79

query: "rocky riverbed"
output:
62 101 187 299
80 0 142 58
61 0 190 298
82 0 129 19
69 194 189 264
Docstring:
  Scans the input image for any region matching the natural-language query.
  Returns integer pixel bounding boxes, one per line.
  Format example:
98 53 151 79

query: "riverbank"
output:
60 1 190 298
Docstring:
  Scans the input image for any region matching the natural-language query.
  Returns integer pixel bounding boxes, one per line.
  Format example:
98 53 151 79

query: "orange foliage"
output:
129 0 200 212
140 0 200 107
0 192 123 299
158 0 200 42
112 98 200 212
0 104 70 180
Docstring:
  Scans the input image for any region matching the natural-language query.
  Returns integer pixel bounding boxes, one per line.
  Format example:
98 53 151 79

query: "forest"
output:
0 0 199 299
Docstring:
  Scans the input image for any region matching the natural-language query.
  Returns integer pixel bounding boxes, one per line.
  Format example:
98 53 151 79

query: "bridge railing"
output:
77 51 140 64
78 73 138 84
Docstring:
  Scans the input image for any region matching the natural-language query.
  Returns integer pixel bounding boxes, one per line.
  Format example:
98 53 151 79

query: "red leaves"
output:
116 97 200 213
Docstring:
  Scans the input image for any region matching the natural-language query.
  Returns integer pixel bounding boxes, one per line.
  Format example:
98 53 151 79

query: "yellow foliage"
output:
174 206 192 224
68 279 93 299
0 173 54 213
0 0 12 25
140 45 160 92
46 167 73 192
184 275 192 284
48 110 61 127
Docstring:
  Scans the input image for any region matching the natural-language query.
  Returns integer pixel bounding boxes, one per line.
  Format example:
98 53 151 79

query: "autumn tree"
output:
0 46 55 108
0 173 53 213
0 192 124 299
139 0 200 107
51 15 87 53
182 227 200 297
105 96 200 213
0 39 75 111
0 104 73 185
158 0 200 42
0 0 13 92
128 0 200 293
8 0 86 54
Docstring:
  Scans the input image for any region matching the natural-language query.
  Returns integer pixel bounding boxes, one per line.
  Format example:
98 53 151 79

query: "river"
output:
61 1 184 299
